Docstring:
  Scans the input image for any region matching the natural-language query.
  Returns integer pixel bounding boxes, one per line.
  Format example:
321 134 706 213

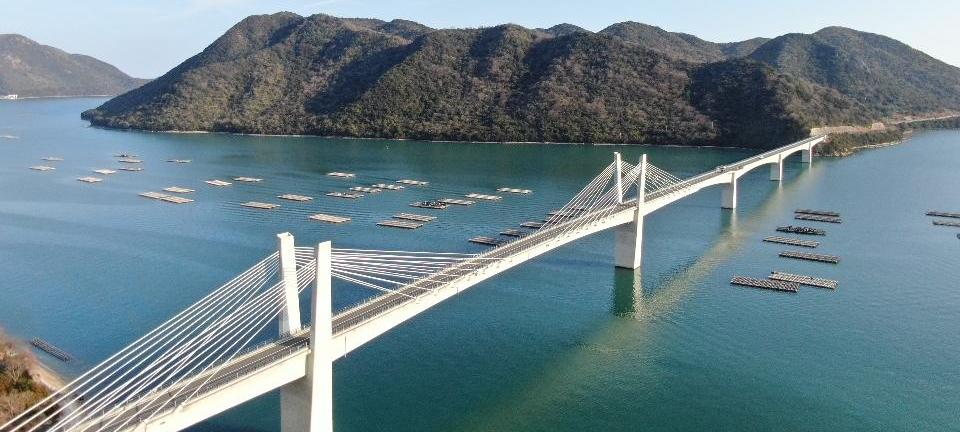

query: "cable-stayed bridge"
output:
3 136 825 432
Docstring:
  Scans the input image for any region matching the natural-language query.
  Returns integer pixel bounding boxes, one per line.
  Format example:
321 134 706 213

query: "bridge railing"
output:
88 327 311 429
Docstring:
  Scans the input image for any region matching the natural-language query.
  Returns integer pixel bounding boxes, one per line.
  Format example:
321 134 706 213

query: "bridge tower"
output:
614 154 646 269
279 235 334 432
278 233 302 334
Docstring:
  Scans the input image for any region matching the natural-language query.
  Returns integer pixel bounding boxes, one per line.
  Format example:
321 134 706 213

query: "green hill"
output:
0 34 148 97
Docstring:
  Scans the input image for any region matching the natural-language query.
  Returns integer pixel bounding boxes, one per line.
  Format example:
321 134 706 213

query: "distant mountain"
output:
748 27 960 114
81 14 960 148
0 34 147 97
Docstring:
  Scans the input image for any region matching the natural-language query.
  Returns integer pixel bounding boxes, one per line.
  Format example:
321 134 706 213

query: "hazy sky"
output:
3 0 958 78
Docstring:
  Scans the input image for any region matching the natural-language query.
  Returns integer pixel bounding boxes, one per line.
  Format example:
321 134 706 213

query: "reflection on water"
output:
612 268 643 317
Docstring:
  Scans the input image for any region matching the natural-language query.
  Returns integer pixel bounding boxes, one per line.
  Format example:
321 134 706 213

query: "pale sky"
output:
3 0 958 78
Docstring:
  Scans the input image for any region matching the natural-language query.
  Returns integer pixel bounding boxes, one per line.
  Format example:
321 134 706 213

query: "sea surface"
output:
1 98 958 431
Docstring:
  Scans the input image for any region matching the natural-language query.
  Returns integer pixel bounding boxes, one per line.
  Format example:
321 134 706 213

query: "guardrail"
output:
88 329 311 428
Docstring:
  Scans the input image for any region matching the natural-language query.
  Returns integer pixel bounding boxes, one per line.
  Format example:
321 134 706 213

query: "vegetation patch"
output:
0 331 53 426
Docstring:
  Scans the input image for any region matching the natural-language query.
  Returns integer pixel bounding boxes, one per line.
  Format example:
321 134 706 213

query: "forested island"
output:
81 14 960 149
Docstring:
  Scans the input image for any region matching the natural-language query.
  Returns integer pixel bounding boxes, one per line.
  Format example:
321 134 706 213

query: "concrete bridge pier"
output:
801 147 813 163
615 155 646 269
770 155 783 181
721 173 737 209
281 241 334 432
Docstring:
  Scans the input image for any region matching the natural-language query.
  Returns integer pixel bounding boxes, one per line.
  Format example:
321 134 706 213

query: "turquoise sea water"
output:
1 98 958 431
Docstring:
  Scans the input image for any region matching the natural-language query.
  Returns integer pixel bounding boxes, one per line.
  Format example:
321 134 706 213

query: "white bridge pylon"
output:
2 136 825 432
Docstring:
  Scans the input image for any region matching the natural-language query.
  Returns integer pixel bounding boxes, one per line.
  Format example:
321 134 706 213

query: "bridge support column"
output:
615 155 646 269
615 213 644 269
278 232 302 335
801 147 813 163
770 155 783 181
282 241 333 432
721 173 737 209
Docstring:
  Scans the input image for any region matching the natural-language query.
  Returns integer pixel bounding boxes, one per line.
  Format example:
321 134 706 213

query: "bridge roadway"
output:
84 135 825 432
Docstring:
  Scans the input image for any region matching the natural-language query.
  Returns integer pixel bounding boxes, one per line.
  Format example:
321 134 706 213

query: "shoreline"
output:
31 356 66 391
84 123 769 152
1 330 67 391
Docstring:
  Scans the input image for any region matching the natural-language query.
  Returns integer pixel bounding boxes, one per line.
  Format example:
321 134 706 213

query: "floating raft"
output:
499 229 526 237
393 213 436 222
31 338 73 362
163 187 195 194
167 159 192 163
327 192 363 199
440 198 476 206
779 250 840 264
466 193 502 201
310 213 351 224
350 186 382 193
933 219 960 228
776 225 826 236
377 220 424 229
497 187 532 194
118 158 143 164
205 179 232 186
139 192 168 199
795 214 842 224
410 201 447 209
520 221 544 229
469 236 507 246
77 176 103 183
545 214 573 222
730 276 799 293
118 167 144 172
139 192 194 204
397 179 428 186
372 183 404 191
234 177 263 183
241 201 279 210
926 211 960 219
41 156 64 162
327 172 355 179
161 196 194 204
763 236 819 248
29 165 55 171
94 169 117 175
769 271 838 289
795 209 841 217
278 194 313 202
114 153 138 158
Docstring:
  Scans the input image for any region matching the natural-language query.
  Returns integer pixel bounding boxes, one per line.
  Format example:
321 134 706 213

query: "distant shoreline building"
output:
0 94 18 100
